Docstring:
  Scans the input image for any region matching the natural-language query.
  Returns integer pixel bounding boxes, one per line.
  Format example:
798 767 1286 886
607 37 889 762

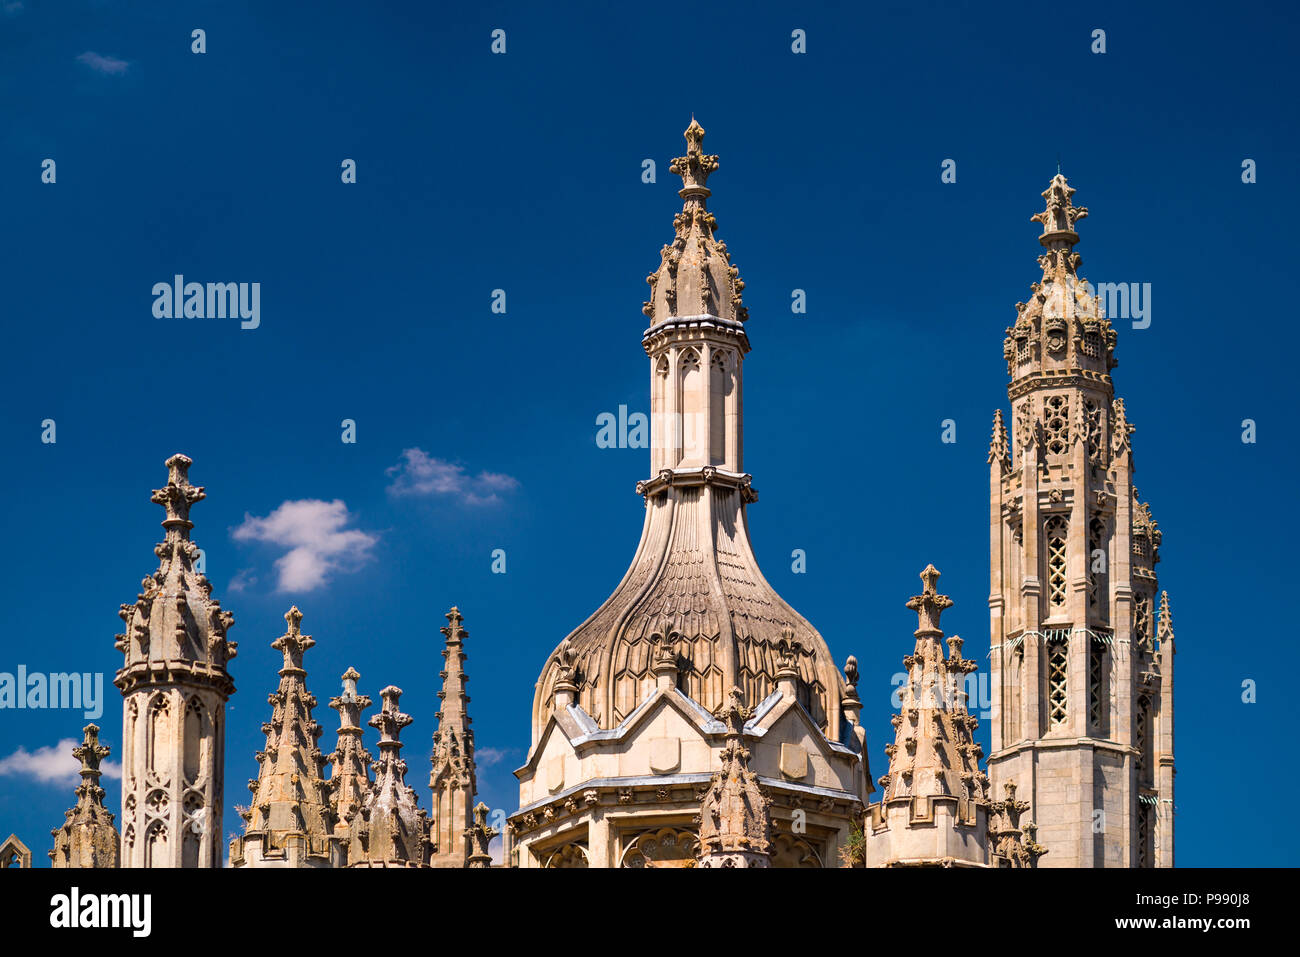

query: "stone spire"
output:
987 782 1047 868
989 175 1175 867
1158 591 1174 646
327 667 372 839
429 606 478 867
988 408 1010 472
347 686 430 867
465 801 498 868
642 118 748 324
230 607 343 868
695 688 772 868
115 453 235 867
49 724 120 868
866 566 991 867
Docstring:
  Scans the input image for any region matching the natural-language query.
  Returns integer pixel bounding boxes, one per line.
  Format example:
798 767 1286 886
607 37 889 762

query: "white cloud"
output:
4 3 26 17
231 499 377 591
386 449 519 506
0 739 121 788
475 746 513 768
76 52 129 75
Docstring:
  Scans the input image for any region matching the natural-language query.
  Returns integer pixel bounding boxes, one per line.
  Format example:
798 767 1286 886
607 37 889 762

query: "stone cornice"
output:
641 314 750 356
636 465 757 503
1008 367 1113 400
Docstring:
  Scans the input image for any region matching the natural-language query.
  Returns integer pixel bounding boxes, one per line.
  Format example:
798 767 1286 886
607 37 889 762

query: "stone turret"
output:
695 688 772 868
989 175 1176 867
327 667 373 841
346 686 430 867
230 607 343 868
50 725 121 868
115 453 235 867
429 606 478 867
514 120 867 870
866 566 991 867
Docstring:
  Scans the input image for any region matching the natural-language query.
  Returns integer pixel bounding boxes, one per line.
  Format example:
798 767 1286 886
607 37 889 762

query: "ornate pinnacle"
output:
73 724 110 786
906 564 953 638
1031 173 1087 244
716 686 753 738
1111 398 1135 455
465 801 498 868
441 606 467 646
1158 591 1175 644
669 117 719 200
271 606 315 675
150 453 206 541
988 409 1010 470
370 686 413 756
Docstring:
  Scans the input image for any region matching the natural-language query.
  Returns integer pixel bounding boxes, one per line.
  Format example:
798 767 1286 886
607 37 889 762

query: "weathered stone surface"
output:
229 607 343 868
116 454 233 868
49 725 120 869
988 176 1175 867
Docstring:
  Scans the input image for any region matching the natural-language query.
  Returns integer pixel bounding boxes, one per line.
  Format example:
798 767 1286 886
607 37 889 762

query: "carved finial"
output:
906 564 953 638
988 409 1010 470
670 117 719 198
1031 173 1087 243
465 801 498 868
775 625 802 675
271 606 315 674
150 453 206 541
843 655 860 698
647 119 747 324
73 724 110 783
441 606 467 645
370 686 413 752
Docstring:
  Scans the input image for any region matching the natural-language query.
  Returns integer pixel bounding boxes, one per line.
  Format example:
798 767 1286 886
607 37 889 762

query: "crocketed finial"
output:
670 117 719 198
906 564 953 638
151 453 206 540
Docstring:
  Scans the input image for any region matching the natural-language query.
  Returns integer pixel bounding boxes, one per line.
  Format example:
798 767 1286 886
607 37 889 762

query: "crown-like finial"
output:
906 564 953 637
370 686 413 752
151 453 206 540
271 605 315 673
1031 173 1088 245
73 724 110 781
670 118 719 199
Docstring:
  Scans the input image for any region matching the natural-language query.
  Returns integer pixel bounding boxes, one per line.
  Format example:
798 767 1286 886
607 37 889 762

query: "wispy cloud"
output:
386 449 519 506
231 499 377 591
4 2 26 17
76 51 129 75
475 747 513 768
0 739 121 788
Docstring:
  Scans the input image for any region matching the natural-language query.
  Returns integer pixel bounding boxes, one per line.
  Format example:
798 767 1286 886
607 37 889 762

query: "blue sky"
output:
1 0 1296 866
